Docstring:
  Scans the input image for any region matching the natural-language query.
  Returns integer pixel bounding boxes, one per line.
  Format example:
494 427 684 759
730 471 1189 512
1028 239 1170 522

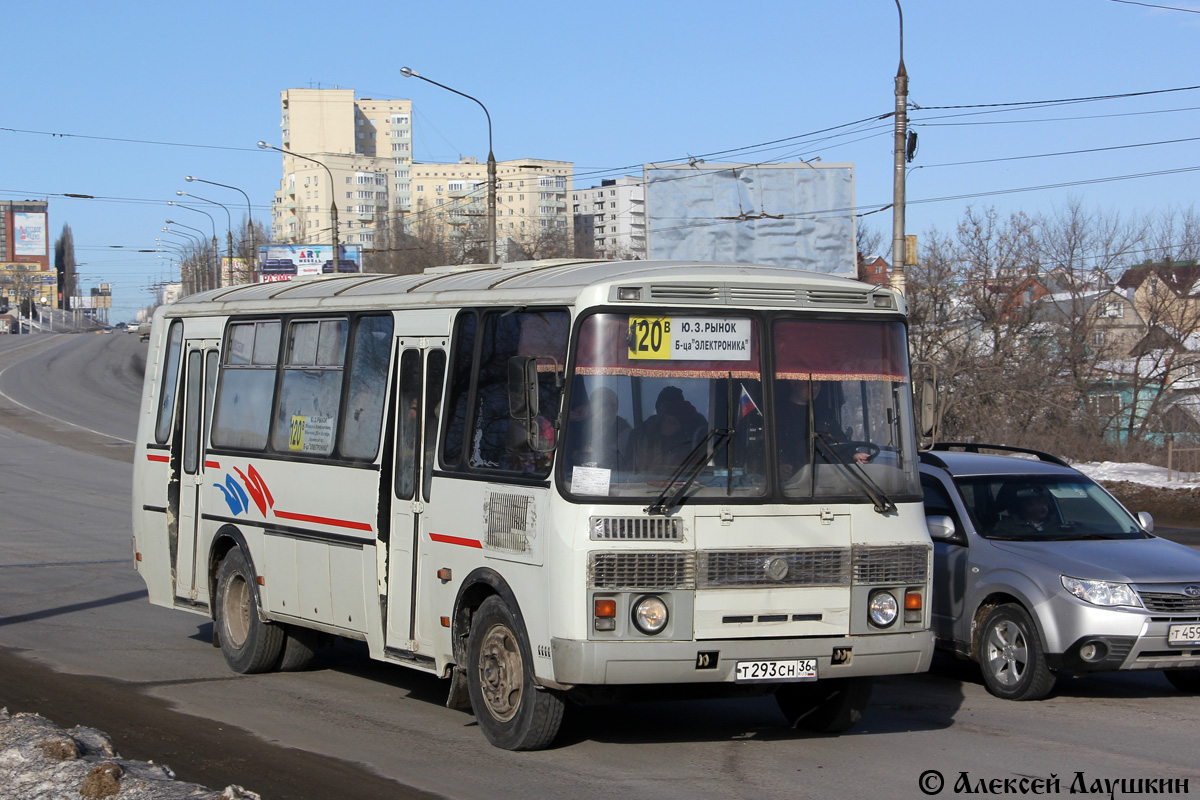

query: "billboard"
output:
255 244 363 283
643 163 856 275
14 213 48 257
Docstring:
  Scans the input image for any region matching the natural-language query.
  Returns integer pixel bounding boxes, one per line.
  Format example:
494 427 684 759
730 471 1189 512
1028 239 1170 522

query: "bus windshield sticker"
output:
571 466 611 496
628 317 752 362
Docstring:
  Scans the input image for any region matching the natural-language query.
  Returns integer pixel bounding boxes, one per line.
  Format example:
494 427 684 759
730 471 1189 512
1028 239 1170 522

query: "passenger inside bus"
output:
565 384 632 471
632 386 707 474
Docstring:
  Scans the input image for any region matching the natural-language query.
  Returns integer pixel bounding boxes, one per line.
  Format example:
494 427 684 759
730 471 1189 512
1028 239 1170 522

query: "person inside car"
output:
993 485 1057 536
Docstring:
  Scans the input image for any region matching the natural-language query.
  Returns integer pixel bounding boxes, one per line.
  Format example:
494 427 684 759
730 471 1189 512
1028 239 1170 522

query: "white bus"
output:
132 259 933 750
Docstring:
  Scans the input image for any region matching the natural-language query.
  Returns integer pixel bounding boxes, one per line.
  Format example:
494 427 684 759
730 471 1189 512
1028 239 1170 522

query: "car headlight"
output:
632 595 669 635
868 590 899 627
1061 576 1143 608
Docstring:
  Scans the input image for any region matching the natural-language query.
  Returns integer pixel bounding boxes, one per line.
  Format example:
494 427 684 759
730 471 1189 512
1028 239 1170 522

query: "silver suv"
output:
920 443 1200 700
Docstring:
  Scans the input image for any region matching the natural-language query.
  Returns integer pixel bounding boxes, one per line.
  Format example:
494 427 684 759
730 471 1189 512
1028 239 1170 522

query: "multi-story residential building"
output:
268 89 412 252
268 87 572 263
411 157 574 259
571 176 645 259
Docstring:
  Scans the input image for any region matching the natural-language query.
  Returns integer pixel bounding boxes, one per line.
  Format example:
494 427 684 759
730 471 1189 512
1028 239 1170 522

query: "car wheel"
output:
215 548 284 674
775 677 873 733
1164 668 1200 693
465 595 564 750
977 604 1055 700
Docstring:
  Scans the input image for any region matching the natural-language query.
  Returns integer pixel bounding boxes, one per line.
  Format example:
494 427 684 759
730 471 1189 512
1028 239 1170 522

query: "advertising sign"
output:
14 213 48 257
255 244 362 283
643 163 856 275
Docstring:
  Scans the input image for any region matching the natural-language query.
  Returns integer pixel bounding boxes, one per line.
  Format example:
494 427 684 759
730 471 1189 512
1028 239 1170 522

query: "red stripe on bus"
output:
272 509 373 532
146 454 169 463
429 533 483 549
205 461 220 469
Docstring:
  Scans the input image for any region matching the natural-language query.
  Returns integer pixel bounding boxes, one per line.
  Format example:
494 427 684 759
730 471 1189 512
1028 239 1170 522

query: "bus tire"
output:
465 595 564 750
776 677 873 733
277 625 322 672
215 548 284 674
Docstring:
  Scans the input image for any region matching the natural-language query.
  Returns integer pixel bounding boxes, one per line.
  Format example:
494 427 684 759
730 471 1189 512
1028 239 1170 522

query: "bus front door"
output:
385 343 446 657
174 340 219 606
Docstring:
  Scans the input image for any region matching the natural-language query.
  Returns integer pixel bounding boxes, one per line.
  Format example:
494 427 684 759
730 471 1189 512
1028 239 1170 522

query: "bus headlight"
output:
632 595 669 635
868 591 899 628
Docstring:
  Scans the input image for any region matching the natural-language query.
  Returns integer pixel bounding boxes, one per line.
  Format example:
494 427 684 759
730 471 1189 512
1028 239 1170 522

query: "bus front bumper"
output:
548 631 933 686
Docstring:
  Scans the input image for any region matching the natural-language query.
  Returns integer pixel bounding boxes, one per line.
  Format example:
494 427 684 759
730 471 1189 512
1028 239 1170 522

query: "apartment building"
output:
268 89 412 251
410 157 574 258
571 176 646 260
268 87 573 262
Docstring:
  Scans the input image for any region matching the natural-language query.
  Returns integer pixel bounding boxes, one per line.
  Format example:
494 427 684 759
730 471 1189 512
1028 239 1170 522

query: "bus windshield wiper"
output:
645 428 733 516
813 432 896 514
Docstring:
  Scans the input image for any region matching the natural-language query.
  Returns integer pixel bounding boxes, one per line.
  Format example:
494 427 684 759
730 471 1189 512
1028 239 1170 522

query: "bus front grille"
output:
697 548 850 588
588 552 696 590
851 544 930 585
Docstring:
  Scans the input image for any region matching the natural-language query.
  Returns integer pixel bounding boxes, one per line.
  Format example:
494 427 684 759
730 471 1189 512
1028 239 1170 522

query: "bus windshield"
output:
562 312 919 503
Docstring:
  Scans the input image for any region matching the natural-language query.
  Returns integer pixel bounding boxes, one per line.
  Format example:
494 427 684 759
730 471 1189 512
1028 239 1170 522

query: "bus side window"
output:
212 320 280 451
340 315 394 460
272 319 348 456
422 350 446 500
154 321 184 444
442 312 478 468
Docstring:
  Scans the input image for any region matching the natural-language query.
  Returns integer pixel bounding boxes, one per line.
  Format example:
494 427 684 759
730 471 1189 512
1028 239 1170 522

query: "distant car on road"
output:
920 443 1200 700
137 322 152 342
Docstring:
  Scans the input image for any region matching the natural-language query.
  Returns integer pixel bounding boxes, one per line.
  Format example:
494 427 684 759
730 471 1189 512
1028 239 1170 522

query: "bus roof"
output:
161 259 902 316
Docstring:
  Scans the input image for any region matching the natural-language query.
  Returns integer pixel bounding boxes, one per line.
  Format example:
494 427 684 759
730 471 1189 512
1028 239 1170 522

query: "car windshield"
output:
953 475 1147 541
560 312 919 504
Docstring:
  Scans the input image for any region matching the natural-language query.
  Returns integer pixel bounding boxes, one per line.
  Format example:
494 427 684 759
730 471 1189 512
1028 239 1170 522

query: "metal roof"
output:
161 260 897 316
920 450 1082 479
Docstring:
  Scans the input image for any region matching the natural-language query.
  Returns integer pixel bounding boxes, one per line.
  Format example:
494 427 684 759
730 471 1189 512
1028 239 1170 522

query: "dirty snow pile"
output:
0 708 258 800
1072 460 1200 490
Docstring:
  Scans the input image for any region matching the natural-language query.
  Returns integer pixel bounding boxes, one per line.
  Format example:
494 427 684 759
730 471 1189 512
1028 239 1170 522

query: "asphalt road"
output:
0 333 1197 800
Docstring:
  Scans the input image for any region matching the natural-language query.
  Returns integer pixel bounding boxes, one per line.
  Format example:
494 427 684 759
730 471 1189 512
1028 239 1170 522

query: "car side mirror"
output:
926 514 957 542
1137 511 1154 534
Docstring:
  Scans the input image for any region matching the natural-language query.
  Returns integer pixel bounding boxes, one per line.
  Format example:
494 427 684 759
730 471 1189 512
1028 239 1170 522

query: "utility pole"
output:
890 0 909 297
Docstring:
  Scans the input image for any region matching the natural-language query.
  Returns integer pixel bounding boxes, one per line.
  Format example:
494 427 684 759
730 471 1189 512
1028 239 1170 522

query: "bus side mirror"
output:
508 356 539 419
919 377 936 437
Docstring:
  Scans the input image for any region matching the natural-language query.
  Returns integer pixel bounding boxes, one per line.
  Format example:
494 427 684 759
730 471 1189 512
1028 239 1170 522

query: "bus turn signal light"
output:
594 598 617 631
904 590 923 623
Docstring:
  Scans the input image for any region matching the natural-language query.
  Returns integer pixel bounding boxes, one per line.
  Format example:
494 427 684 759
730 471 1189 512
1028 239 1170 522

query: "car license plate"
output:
734 659 817 682
1168 623 1200 646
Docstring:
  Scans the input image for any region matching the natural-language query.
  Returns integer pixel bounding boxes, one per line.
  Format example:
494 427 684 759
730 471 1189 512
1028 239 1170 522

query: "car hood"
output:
988 536 1200 583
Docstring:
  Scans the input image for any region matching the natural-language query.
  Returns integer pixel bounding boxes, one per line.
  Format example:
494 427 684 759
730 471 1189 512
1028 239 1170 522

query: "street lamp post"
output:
257 141 340 272
167 201 217 291
161 228 203 295
177 190 232 290
891 0 909 296
400 67 496 264
186 176 255 283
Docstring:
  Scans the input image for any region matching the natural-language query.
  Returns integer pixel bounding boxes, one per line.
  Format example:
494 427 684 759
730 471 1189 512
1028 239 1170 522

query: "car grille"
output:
852 544 930 585
1137 590 1200 614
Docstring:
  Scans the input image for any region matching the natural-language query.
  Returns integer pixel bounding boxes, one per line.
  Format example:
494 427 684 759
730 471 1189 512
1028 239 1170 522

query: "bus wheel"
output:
278 625 322 672
776 677 873 733
466 595 564 750
215 548 284 674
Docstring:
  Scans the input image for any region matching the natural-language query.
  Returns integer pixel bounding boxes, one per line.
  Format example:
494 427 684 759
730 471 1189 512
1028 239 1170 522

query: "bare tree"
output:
53 223 77 310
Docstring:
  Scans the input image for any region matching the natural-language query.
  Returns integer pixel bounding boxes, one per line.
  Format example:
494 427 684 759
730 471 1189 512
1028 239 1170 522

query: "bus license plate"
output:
735 659 817 682
1168 623 1200 646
